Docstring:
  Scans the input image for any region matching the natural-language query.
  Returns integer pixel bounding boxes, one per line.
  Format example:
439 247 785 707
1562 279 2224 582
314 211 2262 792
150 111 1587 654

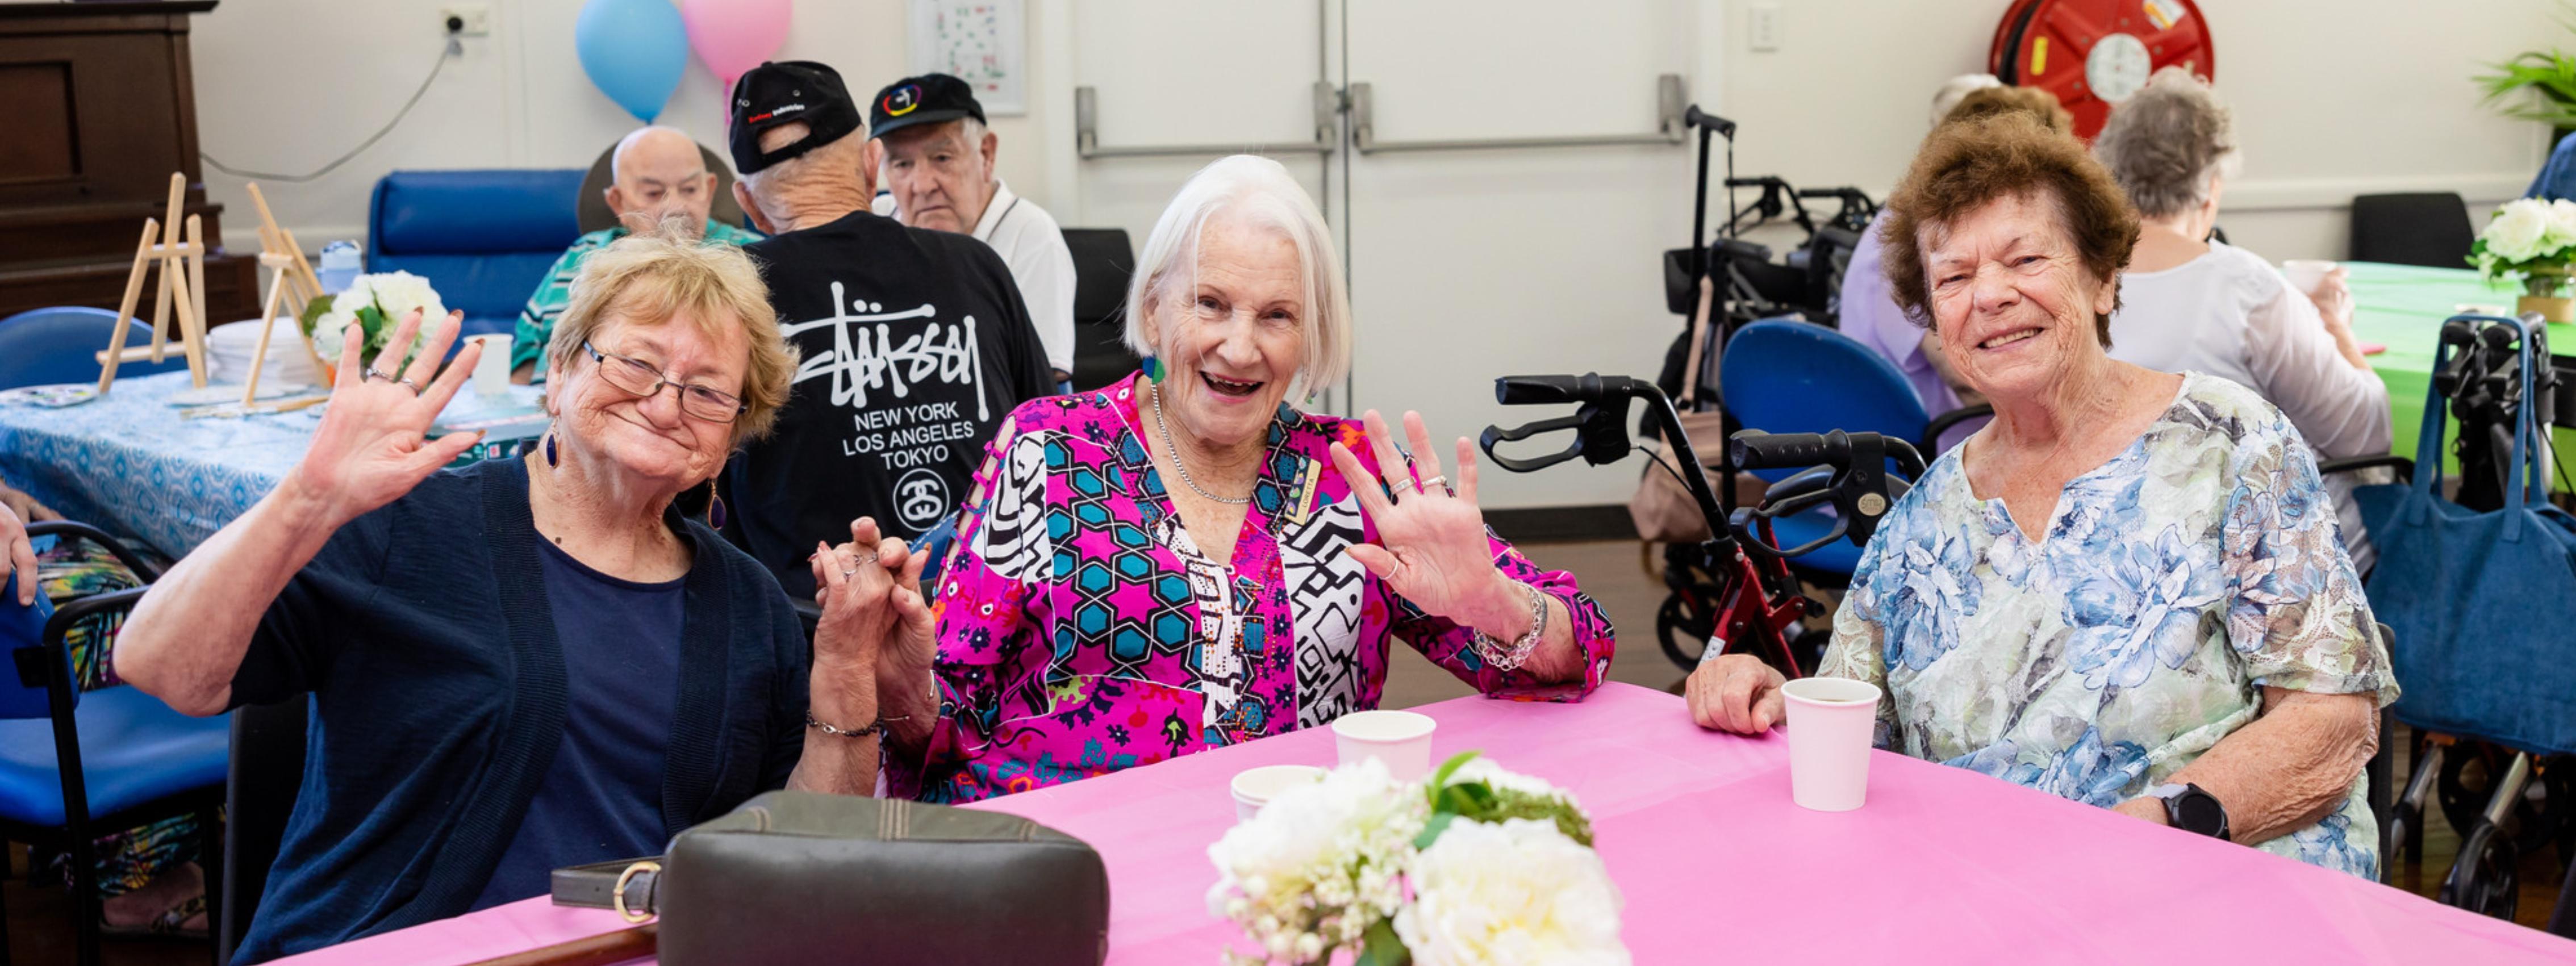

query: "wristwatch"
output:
2147 783 2231 841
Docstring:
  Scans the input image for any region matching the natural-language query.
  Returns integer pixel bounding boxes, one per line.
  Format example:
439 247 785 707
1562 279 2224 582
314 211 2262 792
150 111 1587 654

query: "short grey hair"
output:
2093 67 2242 219
1123 155 1351 396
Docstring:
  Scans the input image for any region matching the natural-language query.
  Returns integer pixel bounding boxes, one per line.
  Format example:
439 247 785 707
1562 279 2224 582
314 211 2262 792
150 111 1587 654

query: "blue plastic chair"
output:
0 307 191 391
1719 319 1988 576
0 522 228 966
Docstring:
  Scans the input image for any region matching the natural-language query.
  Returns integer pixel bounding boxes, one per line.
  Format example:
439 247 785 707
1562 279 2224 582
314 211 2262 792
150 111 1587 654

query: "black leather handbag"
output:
552 790 1110 965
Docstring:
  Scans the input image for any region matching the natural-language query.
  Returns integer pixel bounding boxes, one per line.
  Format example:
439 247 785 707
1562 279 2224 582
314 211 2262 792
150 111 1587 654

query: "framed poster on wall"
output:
908 0 1026 115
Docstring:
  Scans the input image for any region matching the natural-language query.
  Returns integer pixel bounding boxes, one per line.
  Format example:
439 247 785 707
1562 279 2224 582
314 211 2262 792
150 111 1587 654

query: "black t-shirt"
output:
728 209 1055 596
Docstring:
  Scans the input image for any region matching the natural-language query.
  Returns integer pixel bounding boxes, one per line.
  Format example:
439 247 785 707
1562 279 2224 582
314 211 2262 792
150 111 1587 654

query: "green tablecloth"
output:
2345 261 2571 463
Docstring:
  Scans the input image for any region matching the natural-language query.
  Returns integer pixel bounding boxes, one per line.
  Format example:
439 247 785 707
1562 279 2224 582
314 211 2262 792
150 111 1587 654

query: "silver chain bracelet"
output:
1469 581 1550 671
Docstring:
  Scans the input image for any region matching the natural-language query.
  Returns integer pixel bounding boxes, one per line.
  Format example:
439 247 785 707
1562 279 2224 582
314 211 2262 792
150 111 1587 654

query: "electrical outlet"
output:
441 3 492 37
1748 2 1782 52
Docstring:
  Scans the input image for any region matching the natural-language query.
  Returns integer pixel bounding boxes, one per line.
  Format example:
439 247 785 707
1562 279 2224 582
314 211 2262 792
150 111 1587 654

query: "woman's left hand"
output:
1327 410 1514 625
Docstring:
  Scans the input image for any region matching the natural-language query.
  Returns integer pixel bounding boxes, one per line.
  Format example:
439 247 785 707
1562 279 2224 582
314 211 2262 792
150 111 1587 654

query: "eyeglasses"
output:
582 342 746 423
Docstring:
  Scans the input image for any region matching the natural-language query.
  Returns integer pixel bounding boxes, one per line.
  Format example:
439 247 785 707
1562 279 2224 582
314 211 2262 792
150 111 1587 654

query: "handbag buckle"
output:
612 860 662 923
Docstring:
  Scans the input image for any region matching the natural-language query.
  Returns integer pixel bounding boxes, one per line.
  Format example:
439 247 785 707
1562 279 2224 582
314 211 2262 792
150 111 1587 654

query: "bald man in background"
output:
511 126 765 382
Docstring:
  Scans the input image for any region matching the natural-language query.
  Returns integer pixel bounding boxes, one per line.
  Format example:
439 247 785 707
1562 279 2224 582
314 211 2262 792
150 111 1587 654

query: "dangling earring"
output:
708 491 728 530
1140 356 1166 383
543 432 558 468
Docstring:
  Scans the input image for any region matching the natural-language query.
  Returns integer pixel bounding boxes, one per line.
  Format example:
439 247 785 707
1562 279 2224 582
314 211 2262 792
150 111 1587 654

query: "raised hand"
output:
810 516 929 673
287 308 485 528
1326 410 1514 626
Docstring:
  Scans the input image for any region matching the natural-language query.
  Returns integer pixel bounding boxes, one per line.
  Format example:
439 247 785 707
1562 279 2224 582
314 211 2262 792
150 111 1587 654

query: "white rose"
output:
2483 198 2553 263
2549 199 2576 252
308 275 375 363
364 270 448 327
1395 818 1630 966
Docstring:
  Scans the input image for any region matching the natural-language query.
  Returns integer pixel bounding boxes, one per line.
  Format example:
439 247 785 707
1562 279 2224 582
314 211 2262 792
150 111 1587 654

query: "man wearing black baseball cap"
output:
866 74 1076 386
721 60 1055 598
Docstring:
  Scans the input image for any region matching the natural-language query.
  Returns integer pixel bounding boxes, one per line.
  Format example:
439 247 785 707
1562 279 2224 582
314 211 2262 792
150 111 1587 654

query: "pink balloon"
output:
680 0 791 86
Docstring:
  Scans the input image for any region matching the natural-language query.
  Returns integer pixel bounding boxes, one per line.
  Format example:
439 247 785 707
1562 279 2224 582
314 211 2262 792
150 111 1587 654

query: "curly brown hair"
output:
1941 85 2075 135
1879 112 2137 347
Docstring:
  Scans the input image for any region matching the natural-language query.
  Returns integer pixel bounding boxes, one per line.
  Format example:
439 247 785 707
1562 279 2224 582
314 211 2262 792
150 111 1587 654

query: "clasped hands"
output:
809 516 935 677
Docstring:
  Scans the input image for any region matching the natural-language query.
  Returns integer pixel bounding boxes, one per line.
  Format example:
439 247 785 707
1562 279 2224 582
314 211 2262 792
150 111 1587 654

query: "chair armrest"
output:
1920 403 1994 456
2318 454 2414 481
24 521 162 583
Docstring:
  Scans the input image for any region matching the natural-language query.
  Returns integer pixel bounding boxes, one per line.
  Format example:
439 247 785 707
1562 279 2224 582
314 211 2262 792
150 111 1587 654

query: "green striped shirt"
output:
510 220 764 380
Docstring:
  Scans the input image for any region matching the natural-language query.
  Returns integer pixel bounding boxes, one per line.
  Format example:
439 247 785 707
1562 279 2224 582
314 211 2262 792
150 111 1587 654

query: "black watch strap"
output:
2153 782 2232 842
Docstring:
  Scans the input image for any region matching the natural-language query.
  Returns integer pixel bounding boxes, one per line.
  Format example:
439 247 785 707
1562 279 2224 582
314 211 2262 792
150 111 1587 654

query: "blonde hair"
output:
548 223 799 442
1123 154 1351 396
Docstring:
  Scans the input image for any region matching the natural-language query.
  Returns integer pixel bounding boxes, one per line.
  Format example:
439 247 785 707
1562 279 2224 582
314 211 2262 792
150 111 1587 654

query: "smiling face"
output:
1921 190 2118 403
1139 212 1308 453
879 120 996 235
545 311 751 493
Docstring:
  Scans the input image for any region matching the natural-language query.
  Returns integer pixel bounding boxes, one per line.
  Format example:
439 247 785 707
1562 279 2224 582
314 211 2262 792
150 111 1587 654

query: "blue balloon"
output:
575 0 689 123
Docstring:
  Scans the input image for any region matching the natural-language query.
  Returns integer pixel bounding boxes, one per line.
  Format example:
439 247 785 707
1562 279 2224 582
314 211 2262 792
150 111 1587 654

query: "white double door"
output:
1069 0 1702 509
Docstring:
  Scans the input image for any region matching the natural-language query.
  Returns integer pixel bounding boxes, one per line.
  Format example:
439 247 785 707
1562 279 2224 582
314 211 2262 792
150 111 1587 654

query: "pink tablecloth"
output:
275 683 2575 965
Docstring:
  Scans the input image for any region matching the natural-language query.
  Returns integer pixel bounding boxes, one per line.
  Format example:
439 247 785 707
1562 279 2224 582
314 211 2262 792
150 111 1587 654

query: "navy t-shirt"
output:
471 537 685 910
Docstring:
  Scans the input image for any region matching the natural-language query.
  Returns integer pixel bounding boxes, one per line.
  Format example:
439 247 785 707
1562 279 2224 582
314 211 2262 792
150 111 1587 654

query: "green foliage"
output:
1354 919 1410 966
2475 5 2576 128
1413 750 1596 851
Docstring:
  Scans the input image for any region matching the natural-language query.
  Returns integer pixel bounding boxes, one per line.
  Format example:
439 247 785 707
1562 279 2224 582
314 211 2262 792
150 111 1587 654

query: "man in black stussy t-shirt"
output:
722 61 1054 596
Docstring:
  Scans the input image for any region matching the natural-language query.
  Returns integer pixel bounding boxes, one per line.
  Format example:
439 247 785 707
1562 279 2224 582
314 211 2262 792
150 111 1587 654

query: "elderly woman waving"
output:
1688 115 2395 877
850 156 1614 802
114 233 908 961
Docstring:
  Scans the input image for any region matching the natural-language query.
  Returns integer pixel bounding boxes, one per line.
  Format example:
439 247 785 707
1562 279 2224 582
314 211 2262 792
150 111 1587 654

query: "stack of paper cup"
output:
1331 710 1437 781
1782 677 1884 812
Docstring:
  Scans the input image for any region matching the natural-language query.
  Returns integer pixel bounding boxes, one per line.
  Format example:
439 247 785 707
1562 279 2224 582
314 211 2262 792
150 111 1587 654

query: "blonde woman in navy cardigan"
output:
115 231 921 961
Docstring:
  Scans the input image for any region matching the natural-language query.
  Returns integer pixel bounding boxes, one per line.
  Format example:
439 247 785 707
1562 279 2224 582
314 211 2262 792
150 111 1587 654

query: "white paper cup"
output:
2281 260 2337 296
1230 764 1326 822
1331 710 1437 781
1781 677 1883 812
464 333 515 396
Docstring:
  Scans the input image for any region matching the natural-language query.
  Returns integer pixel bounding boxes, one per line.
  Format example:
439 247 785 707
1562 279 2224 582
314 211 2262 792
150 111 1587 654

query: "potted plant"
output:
2471 198 2576 323
2475 6 2576 143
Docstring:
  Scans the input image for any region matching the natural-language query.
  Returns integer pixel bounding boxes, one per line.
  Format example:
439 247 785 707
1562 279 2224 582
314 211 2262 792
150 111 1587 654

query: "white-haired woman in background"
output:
849 154 1616 802
2094 68 2390 570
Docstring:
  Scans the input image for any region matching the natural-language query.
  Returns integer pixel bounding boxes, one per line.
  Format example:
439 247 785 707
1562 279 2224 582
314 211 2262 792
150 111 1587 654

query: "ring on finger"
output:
1418 475 1448 495
840 552 879 576
1390 476 1418 494
364 367 396 384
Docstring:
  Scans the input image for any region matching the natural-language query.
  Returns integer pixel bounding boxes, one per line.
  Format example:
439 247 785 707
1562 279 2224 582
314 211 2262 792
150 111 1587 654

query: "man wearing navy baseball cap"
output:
721 60 1055 598
866 74 1077 386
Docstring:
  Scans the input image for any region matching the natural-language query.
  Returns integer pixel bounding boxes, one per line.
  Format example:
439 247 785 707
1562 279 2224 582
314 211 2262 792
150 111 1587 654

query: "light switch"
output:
1749 2 1782 52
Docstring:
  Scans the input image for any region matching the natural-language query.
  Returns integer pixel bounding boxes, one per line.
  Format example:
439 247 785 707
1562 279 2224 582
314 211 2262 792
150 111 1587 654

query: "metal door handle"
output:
1076 81 1340 158
1351 74 1686 154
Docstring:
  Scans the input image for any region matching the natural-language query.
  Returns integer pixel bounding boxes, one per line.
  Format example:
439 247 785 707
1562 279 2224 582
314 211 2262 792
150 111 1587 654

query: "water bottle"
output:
316 241 362 295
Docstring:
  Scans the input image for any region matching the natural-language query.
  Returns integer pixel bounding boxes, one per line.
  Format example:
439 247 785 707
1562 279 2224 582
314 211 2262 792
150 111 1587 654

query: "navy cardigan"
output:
227 459 808 963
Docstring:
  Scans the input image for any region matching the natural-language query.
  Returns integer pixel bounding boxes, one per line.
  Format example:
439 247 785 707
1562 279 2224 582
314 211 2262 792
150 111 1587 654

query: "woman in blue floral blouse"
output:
1689 113 2396 878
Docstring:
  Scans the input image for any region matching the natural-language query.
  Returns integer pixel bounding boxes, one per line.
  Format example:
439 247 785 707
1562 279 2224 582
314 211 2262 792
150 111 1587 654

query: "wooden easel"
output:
95 174 211 393
236 183 333 403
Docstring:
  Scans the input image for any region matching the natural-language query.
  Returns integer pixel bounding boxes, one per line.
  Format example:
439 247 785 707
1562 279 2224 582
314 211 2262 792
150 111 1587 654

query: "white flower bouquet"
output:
1207 752 1628 966
298 271 447 373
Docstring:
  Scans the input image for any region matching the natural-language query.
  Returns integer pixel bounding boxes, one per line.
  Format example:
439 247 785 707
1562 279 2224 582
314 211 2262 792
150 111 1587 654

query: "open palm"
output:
1326 409 1505 623
292 309 486 528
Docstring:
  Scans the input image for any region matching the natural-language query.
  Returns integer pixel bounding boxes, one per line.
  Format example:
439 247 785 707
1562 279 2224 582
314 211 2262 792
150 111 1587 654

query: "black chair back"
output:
1062 228 1138 392
219 698 308 966
2349 193 2475 268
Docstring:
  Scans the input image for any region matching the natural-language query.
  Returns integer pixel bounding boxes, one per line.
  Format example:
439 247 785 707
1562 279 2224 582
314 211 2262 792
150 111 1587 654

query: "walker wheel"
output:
2440 822 2521 921
1988 0 2216 139
1655 592 1717 672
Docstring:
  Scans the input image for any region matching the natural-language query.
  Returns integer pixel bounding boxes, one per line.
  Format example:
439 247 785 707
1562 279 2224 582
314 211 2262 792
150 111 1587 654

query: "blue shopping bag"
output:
2352 315 2576 756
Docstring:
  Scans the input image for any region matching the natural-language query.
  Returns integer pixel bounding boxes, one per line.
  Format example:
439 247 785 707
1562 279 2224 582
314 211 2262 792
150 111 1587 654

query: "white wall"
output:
191 0 2570 508
192 0 1057 250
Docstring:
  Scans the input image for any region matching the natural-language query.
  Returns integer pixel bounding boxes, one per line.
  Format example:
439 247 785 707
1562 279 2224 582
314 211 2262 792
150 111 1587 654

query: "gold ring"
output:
612 860 662 923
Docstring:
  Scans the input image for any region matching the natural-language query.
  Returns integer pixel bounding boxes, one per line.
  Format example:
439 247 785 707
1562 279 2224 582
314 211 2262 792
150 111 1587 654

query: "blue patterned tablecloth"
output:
0 373 542 556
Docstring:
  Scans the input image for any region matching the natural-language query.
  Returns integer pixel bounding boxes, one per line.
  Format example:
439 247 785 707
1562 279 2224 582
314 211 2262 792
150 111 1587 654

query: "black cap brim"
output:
870 107 978 140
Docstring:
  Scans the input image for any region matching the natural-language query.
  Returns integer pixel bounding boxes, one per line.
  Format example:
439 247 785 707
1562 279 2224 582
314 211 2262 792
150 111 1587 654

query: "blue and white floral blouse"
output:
1817 373 2398 877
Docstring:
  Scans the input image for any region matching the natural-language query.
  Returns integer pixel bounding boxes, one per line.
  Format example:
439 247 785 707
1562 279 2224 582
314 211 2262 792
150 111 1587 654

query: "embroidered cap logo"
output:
885 85 922 116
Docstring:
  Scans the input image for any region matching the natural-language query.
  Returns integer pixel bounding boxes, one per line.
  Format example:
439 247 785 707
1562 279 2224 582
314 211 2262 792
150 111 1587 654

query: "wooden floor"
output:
0 538 2559 964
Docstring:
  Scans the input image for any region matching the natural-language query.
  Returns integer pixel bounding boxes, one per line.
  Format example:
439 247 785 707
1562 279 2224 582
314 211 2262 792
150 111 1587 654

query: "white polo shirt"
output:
876 178 1076 376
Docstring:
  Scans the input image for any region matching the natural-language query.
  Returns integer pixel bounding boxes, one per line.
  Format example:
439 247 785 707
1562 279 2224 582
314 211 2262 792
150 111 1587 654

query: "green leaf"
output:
295 298 331 339
1413 811 1457 850
1422 750 1481 808
1353 918 1410 966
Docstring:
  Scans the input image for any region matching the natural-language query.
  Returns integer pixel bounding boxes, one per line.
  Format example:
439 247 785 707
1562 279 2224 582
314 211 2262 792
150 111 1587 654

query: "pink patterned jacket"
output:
890 375 1615 803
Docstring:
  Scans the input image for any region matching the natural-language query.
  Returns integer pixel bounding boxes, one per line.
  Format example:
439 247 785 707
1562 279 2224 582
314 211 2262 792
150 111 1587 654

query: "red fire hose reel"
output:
1989 0 2215 139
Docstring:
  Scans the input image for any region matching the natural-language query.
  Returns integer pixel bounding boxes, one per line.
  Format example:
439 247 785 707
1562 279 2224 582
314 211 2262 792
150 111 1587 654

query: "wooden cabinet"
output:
0 1 258 321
